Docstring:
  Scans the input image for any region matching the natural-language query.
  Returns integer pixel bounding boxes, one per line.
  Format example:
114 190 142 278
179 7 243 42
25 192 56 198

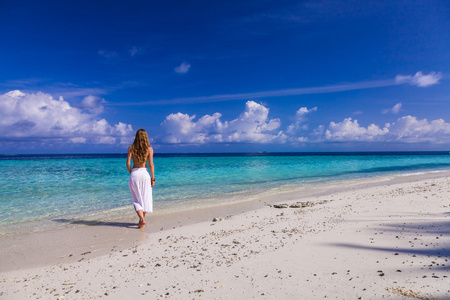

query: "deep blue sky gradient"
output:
1 0 449 153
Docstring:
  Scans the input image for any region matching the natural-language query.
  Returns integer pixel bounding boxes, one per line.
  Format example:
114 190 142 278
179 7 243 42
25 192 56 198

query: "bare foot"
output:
138 220 146 228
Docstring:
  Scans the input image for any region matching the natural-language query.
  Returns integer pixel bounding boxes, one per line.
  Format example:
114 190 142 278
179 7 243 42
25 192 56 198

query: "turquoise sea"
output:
1 152 449 232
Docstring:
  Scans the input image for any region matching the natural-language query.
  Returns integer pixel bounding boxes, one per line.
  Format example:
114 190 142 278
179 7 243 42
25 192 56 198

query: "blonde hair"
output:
132 129 150 163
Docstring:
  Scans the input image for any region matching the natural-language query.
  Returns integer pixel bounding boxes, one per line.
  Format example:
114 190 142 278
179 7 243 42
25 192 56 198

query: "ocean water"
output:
1 152 449 231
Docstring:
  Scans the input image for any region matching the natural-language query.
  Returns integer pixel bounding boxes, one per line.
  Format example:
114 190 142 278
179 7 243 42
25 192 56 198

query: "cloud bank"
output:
324 118 389 142
321 116 450 144
161 101 286 144
0 90 133 144
161 101 450 146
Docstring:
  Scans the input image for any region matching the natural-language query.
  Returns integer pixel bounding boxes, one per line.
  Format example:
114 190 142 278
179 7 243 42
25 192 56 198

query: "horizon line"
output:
2 150 448 156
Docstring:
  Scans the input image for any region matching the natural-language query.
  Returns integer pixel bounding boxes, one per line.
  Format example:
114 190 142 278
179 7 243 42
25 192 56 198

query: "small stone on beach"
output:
273 204 288 208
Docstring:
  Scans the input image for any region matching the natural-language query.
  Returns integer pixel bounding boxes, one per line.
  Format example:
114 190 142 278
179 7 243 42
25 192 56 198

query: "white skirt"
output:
128 168 153 213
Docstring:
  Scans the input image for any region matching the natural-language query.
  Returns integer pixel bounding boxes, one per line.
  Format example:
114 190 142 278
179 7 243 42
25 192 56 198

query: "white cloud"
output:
0 90 133 144
295 137 309 142
174 62 191 74
161 101 286 144
95 136 117 144
286 106 317 134
319 115 450 144
395 71 442 87
388 116 450 143
382 102 402 114
161 99 450 146
80 95 105 114
69 137 86 143
325 118 389 142
98 50 118 58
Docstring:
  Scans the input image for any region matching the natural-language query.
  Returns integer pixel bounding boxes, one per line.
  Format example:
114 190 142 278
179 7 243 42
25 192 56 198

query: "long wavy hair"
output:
132 129 150 163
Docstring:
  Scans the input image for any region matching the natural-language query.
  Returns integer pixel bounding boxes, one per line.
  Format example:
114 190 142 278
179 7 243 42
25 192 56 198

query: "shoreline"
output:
1 169 449 274
1 170 450 298
2 150 450 235
1 168 449 237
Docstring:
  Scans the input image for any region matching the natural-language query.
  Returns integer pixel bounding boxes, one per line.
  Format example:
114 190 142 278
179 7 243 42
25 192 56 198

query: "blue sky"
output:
1 0 449 153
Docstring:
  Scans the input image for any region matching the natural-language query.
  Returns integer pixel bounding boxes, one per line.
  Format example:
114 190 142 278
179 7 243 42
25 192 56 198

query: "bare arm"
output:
148 147 155 187
126 146 133 174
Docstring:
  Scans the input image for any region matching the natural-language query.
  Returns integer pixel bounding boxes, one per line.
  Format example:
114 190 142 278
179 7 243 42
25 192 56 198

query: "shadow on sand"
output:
52 218 138 229
330 218 450 271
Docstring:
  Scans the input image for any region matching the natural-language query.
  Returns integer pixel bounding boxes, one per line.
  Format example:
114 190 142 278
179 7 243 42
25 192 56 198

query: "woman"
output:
126 129 155 228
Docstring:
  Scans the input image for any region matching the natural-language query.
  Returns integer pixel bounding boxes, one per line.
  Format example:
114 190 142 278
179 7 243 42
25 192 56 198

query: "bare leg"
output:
136 210 145 228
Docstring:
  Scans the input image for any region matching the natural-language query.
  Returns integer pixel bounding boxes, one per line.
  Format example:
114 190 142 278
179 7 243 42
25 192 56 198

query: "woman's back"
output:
130 145 151 168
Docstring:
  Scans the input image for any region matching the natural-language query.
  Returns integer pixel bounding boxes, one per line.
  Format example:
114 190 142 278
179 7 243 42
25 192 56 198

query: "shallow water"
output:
1 152 449 230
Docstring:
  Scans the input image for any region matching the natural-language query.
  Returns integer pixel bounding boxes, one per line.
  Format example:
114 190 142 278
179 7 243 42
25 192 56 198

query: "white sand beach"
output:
1 171 450 299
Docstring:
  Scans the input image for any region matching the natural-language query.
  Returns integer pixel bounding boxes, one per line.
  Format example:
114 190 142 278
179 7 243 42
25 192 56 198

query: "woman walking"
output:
126 129 155 228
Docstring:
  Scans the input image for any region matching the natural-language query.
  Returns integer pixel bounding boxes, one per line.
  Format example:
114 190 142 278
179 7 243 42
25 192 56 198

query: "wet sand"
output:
1 171 449 299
